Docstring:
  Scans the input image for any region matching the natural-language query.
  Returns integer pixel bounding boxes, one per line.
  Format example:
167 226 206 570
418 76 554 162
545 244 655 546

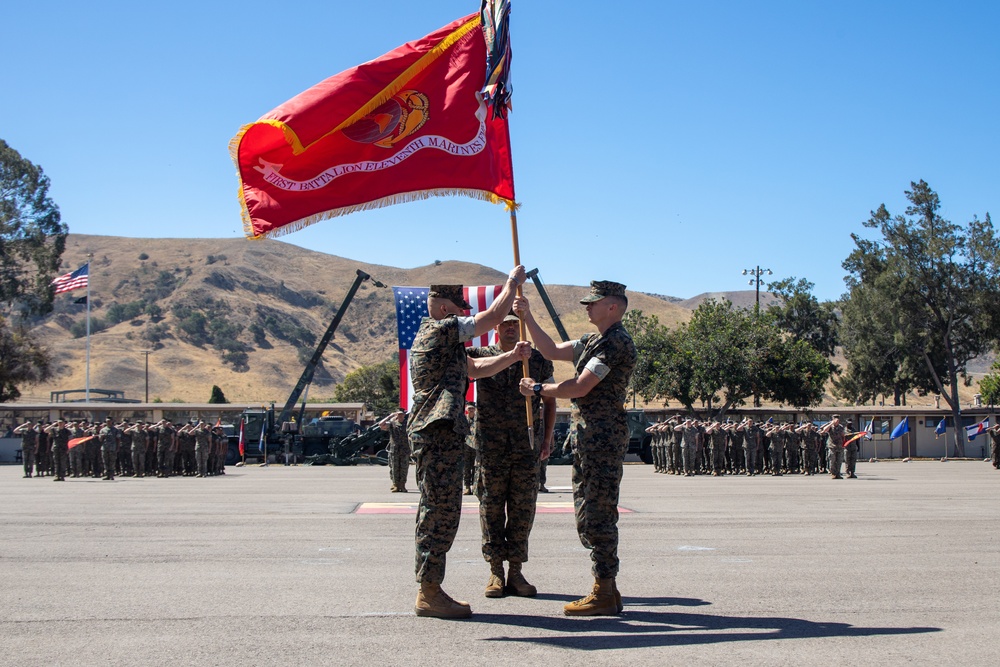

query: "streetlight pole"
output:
742 265 773 314
741 266 772 408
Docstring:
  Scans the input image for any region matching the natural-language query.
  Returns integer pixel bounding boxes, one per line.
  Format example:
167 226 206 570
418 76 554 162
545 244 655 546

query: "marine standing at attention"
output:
466 312 556 599
379 412 410 493
515 280 637 616
408 267 530 619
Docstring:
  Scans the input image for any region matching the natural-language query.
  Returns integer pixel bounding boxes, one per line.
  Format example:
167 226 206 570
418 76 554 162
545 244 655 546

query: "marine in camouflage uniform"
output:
127 423 147 477
989 425 1000 470
674 419 700 476
85 425 102 478
13 422 38 478
797 422 821 475
467 312 556 598
821 415 846 479
117 421 133 476
783 423 800 474
726 422 745 474
407 270 528 620
177 424 196 476
214 426 228 474
648 422 661 473
194 422 212 477
379 412 410 492
669 419 683 474
46 420 72 482
706 421 727 476
98 418 120 480
844 420 859 478
462 404 478 495
67 421 87 478
154 420 175 478
745 420 763 475
517 280 637 617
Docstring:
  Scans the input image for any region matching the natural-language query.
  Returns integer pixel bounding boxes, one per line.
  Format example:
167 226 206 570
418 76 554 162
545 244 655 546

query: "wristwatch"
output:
533 383 543 396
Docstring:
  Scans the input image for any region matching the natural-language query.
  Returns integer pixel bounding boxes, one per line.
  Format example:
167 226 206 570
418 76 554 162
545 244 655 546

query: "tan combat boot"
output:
505 561 537 597
485 561 505 598
563 577 619 616
414 583 472 619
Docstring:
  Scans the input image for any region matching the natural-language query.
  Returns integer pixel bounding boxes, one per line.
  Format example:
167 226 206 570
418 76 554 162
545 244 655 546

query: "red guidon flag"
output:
230 13 515 240
68 436 96 450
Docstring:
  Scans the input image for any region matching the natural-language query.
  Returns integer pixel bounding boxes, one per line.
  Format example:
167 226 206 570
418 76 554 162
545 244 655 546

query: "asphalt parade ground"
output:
2 460 999 667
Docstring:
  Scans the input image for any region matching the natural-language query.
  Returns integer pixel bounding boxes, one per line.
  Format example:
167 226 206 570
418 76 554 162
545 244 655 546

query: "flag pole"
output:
510 208 534 448
85 254 93 402
871 417 879 461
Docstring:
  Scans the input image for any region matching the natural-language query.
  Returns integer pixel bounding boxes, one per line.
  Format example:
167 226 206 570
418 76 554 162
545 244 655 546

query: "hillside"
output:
25 234 691 404
22 234 985 409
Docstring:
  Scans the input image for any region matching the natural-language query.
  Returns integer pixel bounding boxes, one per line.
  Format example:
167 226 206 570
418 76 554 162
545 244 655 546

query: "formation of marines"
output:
14 417 229 481
646 413 860 479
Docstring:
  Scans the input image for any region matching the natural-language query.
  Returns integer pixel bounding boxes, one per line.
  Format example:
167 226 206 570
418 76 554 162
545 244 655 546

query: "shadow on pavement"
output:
470 604 941 650
534 594 709 608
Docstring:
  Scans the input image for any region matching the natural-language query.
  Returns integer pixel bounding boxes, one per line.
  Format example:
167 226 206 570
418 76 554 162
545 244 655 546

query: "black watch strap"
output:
533 383 543 396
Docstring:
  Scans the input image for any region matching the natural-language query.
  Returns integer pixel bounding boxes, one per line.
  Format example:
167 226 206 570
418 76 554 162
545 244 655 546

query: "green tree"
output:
978 361 1000 407
622 310 669 406
0 139 67 316
686 300 756 417
333 358 400 417
766 277 840 358
840 180 1000 455
626 301 830 417
208 385 229 404
0 317 51 401
0 140 67 398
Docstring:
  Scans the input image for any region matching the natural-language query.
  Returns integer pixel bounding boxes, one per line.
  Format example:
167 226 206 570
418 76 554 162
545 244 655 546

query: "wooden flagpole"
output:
509 209 534 447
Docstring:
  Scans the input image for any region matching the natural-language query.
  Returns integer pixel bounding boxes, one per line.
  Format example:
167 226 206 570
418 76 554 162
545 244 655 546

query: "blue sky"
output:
3 1 997 302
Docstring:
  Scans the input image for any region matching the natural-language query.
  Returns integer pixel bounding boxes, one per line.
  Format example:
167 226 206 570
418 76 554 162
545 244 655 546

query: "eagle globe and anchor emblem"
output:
342 90 430 147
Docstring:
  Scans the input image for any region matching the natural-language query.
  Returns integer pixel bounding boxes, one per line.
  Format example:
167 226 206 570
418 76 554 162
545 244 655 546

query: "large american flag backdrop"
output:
393 285 503 411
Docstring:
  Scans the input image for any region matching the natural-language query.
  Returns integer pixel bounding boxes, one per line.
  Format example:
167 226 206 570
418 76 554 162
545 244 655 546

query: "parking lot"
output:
1 460 998 666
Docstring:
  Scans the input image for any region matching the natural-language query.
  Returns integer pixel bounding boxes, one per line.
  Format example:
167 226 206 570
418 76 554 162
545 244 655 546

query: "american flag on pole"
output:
51 263 89 294
394 284 503 411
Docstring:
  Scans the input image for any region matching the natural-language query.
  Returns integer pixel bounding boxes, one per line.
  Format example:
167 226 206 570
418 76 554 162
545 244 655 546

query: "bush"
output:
138 252 149 261
222 350 249 372
70 318 107 338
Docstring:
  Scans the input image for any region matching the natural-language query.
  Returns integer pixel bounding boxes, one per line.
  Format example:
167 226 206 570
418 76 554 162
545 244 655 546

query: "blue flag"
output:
890 417 909 440
258 418 267 454
935 418 946 436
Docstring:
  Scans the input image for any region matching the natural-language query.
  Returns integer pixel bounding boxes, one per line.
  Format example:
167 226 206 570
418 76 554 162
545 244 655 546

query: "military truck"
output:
627 409 654 464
